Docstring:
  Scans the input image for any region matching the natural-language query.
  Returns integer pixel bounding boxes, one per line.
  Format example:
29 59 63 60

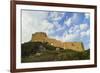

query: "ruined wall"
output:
31 32 84 52
31 32 47 42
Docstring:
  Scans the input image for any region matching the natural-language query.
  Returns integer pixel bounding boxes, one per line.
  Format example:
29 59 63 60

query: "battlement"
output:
31 32 84 52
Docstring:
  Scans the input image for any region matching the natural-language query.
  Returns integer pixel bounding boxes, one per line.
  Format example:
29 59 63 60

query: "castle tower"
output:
31 32 47 42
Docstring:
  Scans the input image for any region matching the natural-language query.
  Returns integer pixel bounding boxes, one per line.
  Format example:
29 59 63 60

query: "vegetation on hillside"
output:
21 42 90 63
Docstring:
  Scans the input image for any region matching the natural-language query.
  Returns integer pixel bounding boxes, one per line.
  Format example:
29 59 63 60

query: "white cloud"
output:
80 24 88 30
64 13 79 27
68 25 80 34
38 20 54 32
52 21 61 29
72 13 78 20
80 32 87 37
22 10 54 43
48 12 65 21
75 29 80 34
50 21 66 32
64 18 72 27
61 30 79 42
80 29 90 38
74 25 80 30
63 34 79 41
56 25 65 32
68 26 74 33
86 29 90 36
84 13 90 19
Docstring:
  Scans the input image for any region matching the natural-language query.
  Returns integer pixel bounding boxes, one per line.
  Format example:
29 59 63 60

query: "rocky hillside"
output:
21 41 90 63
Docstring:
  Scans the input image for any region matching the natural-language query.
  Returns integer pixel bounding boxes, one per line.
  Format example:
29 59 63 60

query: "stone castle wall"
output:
31 32 84 52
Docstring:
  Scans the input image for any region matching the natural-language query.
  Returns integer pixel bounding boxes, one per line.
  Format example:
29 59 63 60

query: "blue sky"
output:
22 10 90 49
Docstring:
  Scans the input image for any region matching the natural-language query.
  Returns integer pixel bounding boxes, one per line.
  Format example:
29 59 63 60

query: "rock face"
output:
31 32 84 52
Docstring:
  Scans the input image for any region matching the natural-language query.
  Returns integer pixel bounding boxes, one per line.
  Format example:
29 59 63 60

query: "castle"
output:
31 32 84 52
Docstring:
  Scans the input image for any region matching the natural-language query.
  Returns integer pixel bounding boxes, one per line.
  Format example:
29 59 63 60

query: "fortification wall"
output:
31 32 84 52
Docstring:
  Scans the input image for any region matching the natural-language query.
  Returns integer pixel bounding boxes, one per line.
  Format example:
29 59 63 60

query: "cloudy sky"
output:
21 9 90 49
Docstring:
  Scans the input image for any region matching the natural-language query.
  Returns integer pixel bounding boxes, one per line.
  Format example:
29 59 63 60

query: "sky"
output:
21 9 90 49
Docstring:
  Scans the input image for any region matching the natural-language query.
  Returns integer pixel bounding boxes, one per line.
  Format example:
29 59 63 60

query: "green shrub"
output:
21 42 90 63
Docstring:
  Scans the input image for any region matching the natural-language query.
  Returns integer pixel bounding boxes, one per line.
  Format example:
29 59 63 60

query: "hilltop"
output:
21 32 89 63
